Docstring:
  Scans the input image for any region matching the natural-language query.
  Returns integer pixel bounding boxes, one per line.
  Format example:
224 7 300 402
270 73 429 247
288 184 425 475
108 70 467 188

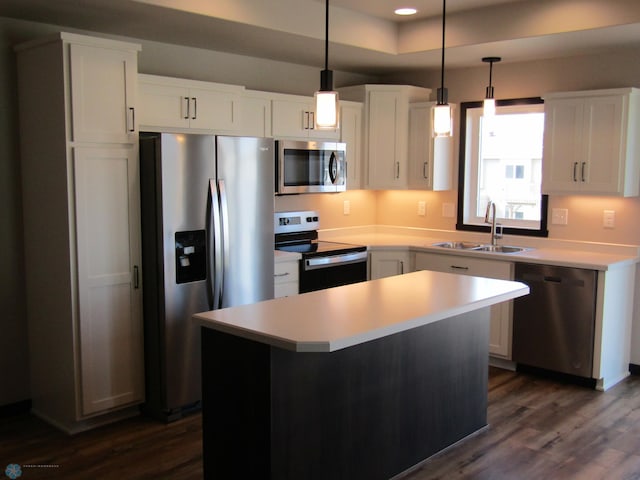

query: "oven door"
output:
276 140 346 194
299 251 367 293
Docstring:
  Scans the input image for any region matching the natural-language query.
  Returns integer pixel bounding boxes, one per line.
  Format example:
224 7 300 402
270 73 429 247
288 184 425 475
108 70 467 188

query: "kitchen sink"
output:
431 241 531 254
431 241 484 249
474 245 529 253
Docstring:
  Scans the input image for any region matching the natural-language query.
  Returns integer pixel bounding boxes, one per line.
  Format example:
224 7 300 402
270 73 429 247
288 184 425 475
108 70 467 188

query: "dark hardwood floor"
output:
2 367 640 479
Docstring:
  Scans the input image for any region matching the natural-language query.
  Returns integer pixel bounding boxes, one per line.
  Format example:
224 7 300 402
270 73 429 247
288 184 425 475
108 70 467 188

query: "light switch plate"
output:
603 210 615 228
551 208 568 225
417 200 426 216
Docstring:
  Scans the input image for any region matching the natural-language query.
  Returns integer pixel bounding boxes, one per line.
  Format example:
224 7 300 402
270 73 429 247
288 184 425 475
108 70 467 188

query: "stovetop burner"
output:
274 210 366 258
276 240 367 257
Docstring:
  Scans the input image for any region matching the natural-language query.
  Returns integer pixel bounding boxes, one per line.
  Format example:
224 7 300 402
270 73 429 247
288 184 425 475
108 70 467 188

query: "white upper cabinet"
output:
238 90 272 138
408 102 454 191
542 88 640 197
69 42 138 144
138 74 242 133
338 85 431 190
271 95 340 140
340 101 363 190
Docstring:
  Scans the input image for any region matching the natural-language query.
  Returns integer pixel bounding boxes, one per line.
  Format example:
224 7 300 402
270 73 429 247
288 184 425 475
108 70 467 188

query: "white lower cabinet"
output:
73 146 143 415
414 252 514 358
369 250 412 280
274 256 299 298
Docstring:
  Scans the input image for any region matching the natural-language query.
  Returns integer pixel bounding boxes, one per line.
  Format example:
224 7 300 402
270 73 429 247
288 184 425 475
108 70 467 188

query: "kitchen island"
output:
193 270 529 480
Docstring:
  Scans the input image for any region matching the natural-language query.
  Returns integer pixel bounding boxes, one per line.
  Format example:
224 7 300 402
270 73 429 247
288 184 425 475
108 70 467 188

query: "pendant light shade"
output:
434 0 451 137
315 0 339 130
482 57 501 117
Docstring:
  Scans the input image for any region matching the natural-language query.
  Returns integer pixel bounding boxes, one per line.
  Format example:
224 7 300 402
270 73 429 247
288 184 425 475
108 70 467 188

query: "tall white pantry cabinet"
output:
16 33 144 433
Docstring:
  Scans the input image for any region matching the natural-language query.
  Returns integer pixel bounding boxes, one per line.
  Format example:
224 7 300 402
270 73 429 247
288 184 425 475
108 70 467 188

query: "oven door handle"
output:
304 251 367 271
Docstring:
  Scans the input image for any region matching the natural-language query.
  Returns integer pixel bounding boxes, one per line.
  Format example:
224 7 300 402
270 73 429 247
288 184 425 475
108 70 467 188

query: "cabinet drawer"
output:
415 252 511 280
274 260 299 284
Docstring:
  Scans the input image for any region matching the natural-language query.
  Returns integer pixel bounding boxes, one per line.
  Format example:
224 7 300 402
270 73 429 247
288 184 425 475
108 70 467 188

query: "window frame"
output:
456 97 549 238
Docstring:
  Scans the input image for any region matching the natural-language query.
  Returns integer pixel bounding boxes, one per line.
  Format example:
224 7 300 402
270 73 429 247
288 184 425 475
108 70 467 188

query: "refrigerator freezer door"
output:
216 136 275 307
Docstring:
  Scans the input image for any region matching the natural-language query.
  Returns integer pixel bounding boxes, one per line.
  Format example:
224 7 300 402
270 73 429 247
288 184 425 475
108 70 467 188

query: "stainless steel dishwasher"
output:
513 263 597 378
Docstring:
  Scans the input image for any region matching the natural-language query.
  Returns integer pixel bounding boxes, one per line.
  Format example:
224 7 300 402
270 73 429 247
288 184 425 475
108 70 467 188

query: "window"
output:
457 98 549 237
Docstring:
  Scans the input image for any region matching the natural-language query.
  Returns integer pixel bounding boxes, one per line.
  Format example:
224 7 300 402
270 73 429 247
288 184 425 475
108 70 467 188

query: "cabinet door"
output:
74 146 143 416
414 252 513 358
582 95 624 194
408 103 453 191
189 86 240 133
367 90 408 189
239 94 272 137
272 99 312 138
70 44 137 144
340 102 363 189
370 250 411 279
138 81 190 129
542 98 584 194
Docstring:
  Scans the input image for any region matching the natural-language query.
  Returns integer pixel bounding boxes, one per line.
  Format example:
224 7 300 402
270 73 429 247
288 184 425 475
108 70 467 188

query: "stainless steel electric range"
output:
274 210 368 293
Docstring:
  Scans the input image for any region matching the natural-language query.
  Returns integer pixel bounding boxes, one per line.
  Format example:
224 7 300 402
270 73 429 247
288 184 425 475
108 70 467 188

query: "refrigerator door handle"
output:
206 178 224 310
218 179 231 307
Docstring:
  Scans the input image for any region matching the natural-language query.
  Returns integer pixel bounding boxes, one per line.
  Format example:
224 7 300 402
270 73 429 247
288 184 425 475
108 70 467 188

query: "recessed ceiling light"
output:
394 8 417 16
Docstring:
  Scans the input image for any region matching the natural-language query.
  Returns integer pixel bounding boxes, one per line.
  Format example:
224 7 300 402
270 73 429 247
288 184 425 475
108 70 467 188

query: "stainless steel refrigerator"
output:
139 132 275 421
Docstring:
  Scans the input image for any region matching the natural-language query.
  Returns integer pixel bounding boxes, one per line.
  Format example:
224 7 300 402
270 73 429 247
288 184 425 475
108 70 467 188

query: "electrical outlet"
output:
343 200 350 215
603 210 615 228
442 203 455 218
417 200 426 216
551 208 568 225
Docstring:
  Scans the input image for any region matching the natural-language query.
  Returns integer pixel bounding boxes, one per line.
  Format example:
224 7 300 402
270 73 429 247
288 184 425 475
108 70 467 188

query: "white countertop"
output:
193 270 529 353
319 230 639 271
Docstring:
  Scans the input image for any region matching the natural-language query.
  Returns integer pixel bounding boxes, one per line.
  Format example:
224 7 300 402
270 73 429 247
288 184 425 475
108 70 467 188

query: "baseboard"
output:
0 399 32 418
630 364 640 376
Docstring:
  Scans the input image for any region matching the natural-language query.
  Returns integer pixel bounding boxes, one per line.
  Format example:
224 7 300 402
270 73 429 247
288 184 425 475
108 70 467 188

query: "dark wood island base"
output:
201 307 490 480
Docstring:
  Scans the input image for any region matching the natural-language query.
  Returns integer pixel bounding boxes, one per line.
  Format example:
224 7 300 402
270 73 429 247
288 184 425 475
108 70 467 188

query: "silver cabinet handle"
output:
192 97 197 120
395 161 400 179
400 261 404 274
581 162 586 182
128 107 135 132
450 265 469 271
573 162 578 182
423 161 428 179
274 272 290 277
184 97 190 119
133 265 139 289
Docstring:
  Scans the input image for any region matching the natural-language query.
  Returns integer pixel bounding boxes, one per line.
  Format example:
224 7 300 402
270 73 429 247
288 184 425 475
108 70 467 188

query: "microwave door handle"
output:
329 152 337 184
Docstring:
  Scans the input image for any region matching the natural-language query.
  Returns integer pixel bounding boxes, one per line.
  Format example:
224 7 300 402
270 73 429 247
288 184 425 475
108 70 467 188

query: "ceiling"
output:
2 0 640 74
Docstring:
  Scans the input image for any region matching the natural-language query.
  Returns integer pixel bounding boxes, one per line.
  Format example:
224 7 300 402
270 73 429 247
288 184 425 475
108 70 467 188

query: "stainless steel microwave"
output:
276 140 346 194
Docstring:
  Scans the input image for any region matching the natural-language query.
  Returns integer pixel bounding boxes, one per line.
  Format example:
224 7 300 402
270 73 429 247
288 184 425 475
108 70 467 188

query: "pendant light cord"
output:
440 0 446 94
325 0 329 71
489 60 493 89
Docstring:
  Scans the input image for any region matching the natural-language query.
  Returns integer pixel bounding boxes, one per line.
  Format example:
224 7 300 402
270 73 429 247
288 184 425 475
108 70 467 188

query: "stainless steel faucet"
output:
484 201 502 246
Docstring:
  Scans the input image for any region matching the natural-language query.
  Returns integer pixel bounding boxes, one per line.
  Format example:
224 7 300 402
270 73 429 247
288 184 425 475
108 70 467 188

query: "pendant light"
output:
433 0 452 137
315 0 339 129
482 56 501 117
